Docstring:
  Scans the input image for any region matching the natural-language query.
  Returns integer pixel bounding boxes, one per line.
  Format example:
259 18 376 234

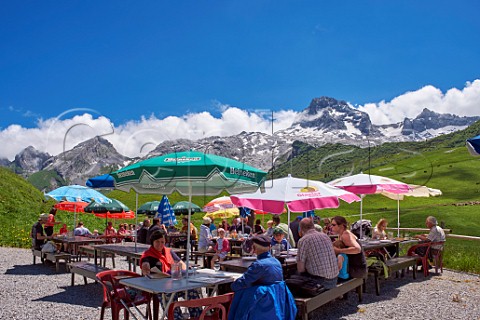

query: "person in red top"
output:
210 228 230 268
59 224 68 235
140 230 201 320
103 221 117 243
44 207 62 236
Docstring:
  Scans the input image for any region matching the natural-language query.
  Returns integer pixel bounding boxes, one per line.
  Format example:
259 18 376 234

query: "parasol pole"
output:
359 194 364 239
286 205 291 258
135 192 138 251
397 195 400 238
186 183 192 278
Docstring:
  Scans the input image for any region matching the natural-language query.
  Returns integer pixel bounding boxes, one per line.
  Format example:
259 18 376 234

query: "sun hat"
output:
272 227 285 235
39 213 49 221
203 217 212 224
217 228 225 233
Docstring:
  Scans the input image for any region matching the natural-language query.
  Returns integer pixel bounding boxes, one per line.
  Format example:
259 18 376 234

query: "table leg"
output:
94 248 98 266
153 294 159 320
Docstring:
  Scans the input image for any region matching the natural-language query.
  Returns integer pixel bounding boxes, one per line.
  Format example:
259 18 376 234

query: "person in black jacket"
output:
137 219 151 244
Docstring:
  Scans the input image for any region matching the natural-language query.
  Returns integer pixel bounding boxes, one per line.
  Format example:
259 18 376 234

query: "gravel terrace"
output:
0 247 479 320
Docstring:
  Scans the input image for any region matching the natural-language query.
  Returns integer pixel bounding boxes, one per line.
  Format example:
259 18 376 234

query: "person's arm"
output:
230 262 263 291
141 262 151 275
36 232 49 241
337 254 344 271
297 260 306 273
334 232 361 255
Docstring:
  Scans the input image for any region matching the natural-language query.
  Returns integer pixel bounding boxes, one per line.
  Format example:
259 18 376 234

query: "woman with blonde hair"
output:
373 218 388 239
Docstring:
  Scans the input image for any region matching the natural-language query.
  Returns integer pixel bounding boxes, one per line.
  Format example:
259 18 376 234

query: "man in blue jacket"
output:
229 235 297 320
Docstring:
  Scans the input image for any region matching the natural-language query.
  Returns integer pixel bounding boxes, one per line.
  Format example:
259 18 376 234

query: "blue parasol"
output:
466 134 480 156
155 195 177 227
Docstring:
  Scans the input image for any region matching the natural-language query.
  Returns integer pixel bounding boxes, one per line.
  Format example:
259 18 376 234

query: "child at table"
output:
333 239 350 283
270 227 290 251
211 228 230 268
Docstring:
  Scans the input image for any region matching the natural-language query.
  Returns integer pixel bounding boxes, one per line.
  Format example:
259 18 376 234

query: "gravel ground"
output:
1 247 479 320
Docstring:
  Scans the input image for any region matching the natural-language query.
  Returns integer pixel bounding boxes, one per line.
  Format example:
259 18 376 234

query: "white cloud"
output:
357 80 480 125
0 106 298 160
2 80 479 161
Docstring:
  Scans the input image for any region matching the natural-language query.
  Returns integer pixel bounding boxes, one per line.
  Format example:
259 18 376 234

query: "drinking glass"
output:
213 262 221 272
112 237 116 244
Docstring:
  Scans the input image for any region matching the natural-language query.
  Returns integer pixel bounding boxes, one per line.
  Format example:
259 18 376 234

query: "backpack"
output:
350 220 372 239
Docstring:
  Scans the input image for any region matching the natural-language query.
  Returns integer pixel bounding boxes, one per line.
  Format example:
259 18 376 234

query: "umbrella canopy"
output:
111 151 267 277
137 201 161 216
466 134 480 156
203 196 239 219
54 201 89 212
231 175 361 214
86 174 115 188
172 201 202 215
381 184 442 236
231 174 360 247
46 185 111 227
155 195 177 227
46 185 111 203
111 151 267 196
84 199 135 220
328 173 411 238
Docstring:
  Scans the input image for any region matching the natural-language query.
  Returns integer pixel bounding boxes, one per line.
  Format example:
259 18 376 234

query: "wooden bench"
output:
69 261 110 286
44 252 72 272
78 245 116 268
294 277 364 320
367 256 417 296
32 249 44 264
191 251 216 267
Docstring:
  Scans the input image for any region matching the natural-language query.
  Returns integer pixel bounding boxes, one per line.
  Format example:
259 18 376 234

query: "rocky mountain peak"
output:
13 145 51 175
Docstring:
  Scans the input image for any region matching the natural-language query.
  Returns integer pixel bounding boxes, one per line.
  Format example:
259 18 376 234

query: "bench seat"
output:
367 256 417 295
294 277 363 320
44 252 72 272
32 249 44 264
69 261 110 286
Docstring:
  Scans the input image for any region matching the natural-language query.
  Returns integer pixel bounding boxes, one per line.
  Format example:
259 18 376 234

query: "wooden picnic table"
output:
92 243 186 272
52 236 105 256
120 268 242 320
219 256 297 278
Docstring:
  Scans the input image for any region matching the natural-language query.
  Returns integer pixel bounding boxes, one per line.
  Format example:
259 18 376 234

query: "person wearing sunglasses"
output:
331 216 367 279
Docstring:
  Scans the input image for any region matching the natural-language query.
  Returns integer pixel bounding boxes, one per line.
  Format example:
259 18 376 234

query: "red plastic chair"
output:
407 241 445 277
167 292 234 320
96 270 152 320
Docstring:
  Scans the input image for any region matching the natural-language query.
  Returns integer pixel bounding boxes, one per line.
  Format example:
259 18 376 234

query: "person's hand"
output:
333 246 341 255
141 263 151 276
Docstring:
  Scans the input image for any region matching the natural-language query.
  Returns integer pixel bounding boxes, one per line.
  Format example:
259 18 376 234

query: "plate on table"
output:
242 256 257 261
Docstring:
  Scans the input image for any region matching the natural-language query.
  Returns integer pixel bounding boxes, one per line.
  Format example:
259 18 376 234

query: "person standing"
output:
44 207 62 236
198 217 213 252
289 216 302 244
297 218 338 289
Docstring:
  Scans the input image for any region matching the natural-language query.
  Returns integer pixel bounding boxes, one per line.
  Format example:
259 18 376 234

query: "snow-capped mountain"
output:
3 96 479 189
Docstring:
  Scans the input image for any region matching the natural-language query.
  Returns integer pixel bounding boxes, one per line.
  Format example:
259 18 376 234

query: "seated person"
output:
59 224 68 235
297 218 339 289
239 217 252 235
31 213 51 250
333 240 350 283
253 219 265 234
211 228 230 268
413 216 446 260
228 235 297 320
174 217 197 248
104 221 117 243
140 230 201 320
265 220 274 237
137 219 150 244
270 227 290 251
198 217 214 252
74 221 92 236
373 218 388 239
323 217 334 235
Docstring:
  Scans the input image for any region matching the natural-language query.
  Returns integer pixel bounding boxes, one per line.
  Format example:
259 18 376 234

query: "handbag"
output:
285 275 327 297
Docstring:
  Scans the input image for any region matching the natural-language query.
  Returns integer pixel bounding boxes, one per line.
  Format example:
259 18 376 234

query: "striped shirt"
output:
297 229 338 279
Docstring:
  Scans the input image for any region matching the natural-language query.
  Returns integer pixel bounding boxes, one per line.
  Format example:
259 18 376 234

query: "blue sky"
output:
1 1 480 159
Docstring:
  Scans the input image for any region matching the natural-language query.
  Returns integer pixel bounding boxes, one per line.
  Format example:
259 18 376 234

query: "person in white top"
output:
414 216 446 257
74 221 92 236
